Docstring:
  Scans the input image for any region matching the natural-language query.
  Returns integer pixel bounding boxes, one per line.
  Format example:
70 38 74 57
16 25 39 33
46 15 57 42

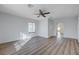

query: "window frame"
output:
28 22 35 33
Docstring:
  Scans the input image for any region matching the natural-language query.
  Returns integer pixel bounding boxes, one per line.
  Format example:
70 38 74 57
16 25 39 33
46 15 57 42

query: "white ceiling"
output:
0 4 79 20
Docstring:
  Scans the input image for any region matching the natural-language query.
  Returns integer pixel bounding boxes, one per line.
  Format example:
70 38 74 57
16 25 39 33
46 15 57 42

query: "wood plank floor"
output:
0 36 79 55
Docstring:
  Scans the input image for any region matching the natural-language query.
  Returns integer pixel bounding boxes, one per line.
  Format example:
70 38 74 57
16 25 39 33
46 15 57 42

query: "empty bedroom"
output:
0 4 79 55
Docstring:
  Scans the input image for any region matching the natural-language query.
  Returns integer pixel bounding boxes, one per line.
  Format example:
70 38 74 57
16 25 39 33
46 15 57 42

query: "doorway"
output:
56 23 64 40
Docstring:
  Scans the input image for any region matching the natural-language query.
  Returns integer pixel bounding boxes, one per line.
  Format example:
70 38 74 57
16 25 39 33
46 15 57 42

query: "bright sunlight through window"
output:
28 23 35 33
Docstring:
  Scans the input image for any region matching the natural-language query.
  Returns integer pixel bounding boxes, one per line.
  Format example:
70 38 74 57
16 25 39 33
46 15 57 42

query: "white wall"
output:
38 16 78 39
38 18 48 38
48 19 55 37
0 12 39 44
49 17 77 39
77 16 79 41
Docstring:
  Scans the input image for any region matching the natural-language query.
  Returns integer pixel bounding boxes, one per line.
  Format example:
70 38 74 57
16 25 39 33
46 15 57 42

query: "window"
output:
28 23 35 33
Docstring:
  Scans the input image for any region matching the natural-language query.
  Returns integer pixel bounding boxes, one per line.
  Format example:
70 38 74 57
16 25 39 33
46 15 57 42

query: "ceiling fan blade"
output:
44 12 50 14
42 14 46 17
43 16 46 17
39 9 44 14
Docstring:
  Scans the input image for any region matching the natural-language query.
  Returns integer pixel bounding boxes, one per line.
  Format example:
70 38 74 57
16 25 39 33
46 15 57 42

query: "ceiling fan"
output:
35 9 50 18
